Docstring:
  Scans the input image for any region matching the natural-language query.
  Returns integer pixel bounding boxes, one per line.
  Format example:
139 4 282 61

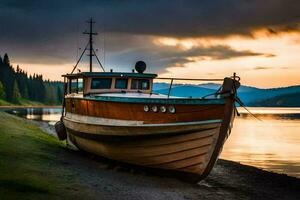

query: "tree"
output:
0 81 6 99
23 85 29 99
3 53 10 66
44 84 56 104
12 80 21 103
0 54 14 99
56 85 63 104
0 54 64 104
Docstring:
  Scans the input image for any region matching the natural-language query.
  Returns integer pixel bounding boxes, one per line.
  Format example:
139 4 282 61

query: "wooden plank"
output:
63 118 221 136
72 135 216 158
149 153 206 170
177 162 205 174
127 145 211 166
65 98 225 124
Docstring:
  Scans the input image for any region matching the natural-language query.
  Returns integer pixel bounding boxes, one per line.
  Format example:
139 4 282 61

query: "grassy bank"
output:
0 98 46 106
0 112 300 200
0 112 91 199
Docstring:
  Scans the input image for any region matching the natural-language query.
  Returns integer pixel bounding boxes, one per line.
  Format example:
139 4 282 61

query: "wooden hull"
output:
64 97 226 124
62 97 235 181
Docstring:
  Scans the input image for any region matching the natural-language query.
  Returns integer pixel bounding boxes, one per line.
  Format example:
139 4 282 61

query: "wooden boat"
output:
55 19 240 182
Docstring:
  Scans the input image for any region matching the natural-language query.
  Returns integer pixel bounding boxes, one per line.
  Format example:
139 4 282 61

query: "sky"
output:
0 0 300 88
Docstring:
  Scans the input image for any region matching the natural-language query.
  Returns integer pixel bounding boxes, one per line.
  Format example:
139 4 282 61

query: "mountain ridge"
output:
153 82 300 106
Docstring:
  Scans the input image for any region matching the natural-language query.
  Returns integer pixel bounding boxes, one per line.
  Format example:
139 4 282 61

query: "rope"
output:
71 42 89 74
92 48 105 72
231 76 262 121
199 76 262 122
235 97 262 121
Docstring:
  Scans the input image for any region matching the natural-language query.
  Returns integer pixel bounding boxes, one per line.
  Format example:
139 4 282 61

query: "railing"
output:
155 77 225 98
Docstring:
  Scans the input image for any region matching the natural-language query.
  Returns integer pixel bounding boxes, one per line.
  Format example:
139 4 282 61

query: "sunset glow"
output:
156 32 300 88
11 31 300 88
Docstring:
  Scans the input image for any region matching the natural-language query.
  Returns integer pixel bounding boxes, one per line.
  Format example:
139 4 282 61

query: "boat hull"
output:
64 117 221 176
62 97 235 181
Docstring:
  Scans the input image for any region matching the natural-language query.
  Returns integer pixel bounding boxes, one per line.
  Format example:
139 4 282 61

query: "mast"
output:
83 18 97 72
71 18 105 74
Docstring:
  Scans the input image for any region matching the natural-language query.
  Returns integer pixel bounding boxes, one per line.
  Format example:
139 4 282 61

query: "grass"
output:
0 112 88 199
0 99 14 106
0 98 45 106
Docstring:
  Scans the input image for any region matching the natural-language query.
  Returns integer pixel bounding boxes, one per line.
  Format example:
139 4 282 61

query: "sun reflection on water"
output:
221 110 300 178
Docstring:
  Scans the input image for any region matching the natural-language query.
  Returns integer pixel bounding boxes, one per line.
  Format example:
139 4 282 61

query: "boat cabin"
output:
62 72 158 96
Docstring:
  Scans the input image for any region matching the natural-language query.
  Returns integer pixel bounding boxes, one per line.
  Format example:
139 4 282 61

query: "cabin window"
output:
78 78 83 93
131 79 150 90
68 78 83 94
70 79 78 93
115 78 128 89
91 78 112 89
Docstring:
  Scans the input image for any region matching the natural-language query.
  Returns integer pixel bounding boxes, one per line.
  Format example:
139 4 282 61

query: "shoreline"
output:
0 105 61 109
0 112 300 200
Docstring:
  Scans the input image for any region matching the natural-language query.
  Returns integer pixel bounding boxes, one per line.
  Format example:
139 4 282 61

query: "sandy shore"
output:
49 152 300 200
1 112 300 200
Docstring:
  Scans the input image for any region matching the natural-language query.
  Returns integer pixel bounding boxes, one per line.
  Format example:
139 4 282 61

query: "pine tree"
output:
0 81 6 99
0 54 14 99
23 85 29 99
3 53 10 66
12 79 21 103
44 84 56 104
56 85 63 104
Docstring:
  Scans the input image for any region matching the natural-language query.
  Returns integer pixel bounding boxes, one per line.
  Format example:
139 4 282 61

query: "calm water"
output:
222 107 300 178
4 107 300 178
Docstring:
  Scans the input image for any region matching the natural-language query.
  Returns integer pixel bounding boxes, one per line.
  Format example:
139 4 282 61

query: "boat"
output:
55 19 240 182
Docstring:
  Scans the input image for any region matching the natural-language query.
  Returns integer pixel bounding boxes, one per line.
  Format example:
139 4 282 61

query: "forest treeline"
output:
0 53 63 105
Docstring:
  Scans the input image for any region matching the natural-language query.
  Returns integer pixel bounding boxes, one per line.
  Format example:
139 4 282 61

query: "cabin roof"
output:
62 72 158 79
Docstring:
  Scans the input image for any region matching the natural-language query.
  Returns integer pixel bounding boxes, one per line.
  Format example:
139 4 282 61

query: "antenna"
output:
71 18 105 74
103 31 106 68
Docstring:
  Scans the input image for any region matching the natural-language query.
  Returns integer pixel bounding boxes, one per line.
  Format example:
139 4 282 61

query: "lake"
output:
3 107 300 178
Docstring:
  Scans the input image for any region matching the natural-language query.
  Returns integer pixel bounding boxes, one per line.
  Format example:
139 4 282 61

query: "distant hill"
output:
237 85 300 105
249 92 300 107
152 82 170 90
153 82 300 106
155 85 216 98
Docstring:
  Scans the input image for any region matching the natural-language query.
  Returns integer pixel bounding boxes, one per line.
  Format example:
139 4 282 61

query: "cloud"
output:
104 34 274 73
280 67 290 69
1 0 300 39
254 66 272 70
253 66 291 70
0 0 297 74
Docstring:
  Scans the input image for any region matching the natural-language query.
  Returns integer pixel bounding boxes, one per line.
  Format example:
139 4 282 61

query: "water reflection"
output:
4 108 61 125
3 107 300 178
221 110 300 178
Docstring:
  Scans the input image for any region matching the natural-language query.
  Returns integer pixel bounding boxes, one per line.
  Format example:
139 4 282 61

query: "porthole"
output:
144 105 149 112
160 106 167 113
168 106 176 113
152 105 158 112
